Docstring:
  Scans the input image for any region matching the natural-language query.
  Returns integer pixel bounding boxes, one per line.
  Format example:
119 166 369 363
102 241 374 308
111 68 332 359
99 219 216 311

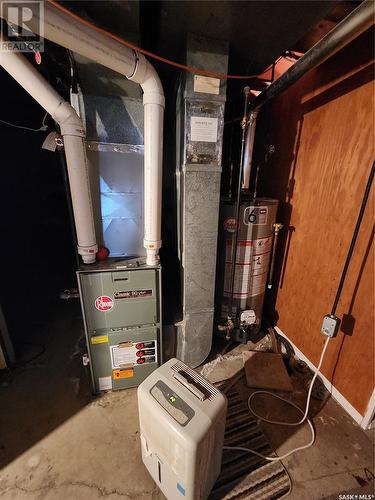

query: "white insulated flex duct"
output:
1 2 165 266
0 41 98 263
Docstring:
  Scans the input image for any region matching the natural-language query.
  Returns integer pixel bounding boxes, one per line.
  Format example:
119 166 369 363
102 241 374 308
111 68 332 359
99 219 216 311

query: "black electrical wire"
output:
331 160 375 316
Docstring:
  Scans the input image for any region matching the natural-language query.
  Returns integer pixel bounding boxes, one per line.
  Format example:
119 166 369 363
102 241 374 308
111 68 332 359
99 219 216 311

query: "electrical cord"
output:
223 336 330 461
46 0 273 80
223 159 375 463
0 111 49 132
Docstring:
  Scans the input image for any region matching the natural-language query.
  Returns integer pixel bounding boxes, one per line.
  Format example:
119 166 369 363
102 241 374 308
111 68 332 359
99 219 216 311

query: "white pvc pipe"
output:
0 46 98 263
19 3 137 78
142 98 164 264
129 55 164 265
61 134 98 263
3 3 165 266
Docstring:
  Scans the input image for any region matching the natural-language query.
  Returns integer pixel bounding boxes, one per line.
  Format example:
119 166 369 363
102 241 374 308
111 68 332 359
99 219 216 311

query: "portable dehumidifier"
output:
137 358 227 500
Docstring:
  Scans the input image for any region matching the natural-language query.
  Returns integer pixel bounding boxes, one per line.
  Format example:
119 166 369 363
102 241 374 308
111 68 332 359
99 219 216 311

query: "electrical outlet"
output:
321 314 340 338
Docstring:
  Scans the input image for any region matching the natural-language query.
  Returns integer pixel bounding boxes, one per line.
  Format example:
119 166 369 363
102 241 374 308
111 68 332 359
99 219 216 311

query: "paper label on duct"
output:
193 75 220 95
190 116 218 142
98 376 112 391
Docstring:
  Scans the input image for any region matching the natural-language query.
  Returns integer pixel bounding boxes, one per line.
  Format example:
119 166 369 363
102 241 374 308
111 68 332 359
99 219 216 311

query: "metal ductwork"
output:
1 1 165 266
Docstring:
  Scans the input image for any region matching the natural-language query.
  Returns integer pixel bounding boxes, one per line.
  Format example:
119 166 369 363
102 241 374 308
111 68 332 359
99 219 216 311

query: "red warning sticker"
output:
95 295 114 312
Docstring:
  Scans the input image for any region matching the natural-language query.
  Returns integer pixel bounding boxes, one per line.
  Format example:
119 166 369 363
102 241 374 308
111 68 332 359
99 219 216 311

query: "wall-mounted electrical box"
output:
77 258 162 393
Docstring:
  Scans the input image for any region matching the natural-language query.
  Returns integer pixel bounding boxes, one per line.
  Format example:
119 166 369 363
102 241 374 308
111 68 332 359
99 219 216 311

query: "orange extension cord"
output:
46 0 272 80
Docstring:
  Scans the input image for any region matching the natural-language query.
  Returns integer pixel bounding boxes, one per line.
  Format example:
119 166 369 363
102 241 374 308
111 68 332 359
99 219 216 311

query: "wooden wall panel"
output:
258 29 374 416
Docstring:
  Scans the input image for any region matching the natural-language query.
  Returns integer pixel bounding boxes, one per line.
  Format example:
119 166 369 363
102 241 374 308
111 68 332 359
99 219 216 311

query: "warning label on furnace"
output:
111 344 137 368
110 340 157 369
98 376 112 391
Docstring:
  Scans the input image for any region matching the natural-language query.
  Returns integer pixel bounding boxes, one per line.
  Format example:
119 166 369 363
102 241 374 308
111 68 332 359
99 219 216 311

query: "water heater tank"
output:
215 197 278 341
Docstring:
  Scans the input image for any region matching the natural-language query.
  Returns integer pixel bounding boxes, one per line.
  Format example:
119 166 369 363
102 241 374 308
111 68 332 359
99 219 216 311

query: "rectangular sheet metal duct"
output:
176 35 228 367
71 51 146 258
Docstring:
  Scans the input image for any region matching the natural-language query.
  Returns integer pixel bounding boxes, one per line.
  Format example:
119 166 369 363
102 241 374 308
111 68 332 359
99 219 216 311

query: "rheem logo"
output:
95 296 114 312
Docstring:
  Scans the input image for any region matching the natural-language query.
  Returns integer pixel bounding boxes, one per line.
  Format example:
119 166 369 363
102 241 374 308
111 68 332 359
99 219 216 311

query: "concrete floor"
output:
0 301 374 499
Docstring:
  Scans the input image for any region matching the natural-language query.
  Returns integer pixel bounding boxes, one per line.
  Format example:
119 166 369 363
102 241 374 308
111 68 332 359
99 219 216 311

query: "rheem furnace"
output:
77 258 162 393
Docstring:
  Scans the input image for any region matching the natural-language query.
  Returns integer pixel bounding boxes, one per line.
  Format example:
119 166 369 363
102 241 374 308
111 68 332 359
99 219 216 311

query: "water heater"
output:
215 197 278 342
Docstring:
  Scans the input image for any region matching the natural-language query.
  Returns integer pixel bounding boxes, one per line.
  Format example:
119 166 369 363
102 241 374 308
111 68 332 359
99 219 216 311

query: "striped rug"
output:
210 388 291 499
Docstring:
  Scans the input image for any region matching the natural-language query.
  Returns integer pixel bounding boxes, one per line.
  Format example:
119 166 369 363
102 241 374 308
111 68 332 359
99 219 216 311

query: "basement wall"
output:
257 27 374 418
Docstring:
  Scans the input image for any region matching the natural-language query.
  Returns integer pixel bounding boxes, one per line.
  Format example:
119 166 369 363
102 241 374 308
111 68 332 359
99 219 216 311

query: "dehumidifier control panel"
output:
150 381 195 426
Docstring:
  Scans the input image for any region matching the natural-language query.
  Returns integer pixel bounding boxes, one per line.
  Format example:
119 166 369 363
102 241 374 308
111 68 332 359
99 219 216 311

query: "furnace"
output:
77 259 162 393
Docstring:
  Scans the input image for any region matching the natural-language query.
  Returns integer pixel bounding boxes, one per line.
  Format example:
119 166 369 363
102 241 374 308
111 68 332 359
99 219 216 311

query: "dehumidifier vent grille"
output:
171 361 221 401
